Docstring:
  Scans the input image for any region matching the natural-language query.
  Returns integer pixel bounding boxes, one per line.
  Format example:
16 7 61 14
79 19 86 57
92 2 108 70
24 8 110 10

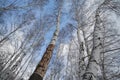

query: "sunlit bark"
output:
29 7 61 80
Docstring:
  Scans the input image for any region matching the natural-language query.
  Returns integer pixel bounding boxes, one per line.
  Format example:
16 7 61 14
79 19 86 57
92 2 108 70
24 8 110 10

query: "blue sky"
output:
0 0 74 77
35 0 72 61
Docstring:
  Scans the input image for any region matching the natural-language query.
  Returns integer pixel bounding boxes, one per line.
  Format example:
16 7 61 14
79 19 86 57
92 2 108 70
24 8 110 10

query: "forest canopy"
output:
0 0 120 80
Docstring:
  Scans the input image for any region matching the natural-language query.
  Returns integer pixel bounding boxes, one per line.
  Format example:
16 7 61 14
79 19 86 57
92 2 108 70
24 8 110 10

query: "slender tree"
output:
29 4 62 80
71 0 88 79
82 0 111 80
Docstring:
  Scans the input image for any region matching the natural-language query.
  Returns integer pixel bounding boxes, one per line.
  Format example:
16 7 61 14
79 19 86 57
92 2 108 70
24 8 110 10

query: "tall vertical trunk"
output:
83 11 103 80
77 28 88 80
72 0 88 79
29 8 61 80
82 0 110 80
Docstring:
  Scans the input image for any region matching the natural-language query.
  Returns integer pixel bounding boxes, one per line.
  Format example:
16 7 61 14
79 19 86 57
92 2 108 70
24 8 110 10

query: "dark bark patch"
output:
29 73 43 80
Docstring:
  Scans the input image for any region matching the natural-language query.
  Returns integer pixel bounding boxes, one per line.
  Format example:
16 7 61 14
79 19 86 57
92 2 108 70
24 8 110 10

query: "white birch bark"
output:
50 8 61 45
82 0 110 80
77 28 88 80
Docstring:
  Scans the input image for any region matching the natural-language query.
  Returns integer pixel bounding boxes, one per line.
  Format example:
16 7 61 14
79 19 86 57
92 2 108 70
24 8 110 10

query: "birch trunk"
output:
77 28 88 80
83 12 103 80
82 0 109 79
29 8 61 80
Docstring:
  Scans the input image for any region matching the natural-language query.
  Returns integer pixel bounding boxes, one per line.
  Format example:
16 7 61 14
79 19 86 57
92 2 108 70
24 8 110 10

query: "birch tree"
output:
71 0 89 79
29 1 63 80
82 0 112 80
